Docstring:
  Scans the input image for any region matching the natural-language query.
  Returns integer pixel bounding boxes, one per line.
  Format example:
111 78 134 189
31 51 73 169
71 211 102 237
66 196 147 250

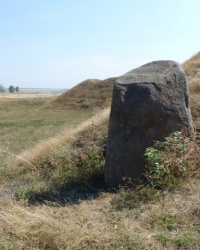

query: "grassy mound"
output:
50 77 116 110
183 51 200 93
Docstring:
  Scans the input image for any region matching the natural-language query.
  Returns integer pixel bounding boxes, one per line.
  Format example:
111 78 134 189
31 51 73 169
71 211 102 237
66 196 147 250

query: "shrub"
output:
72 148 104 183
144 131 197 189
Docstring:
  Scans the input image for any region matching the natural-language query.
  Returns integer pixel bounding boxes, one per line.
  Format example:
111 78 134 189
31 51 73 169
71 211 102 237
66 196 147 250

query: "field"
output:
0 63 200 249
0 93 92 154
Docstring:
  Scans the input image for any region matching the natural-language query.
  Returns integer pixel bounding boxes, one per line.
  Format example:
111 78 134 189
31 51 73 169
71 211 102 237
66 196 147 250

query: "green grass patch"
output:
0 97 92 154
156 233 198 248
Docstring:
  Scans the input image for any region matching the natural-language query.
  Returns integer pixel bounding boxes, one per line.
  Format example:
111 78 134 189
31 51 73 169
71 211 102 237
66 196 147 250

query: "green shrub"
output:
73 148 104 182
14 187 35 201
144 131 191 189
156 233 198 248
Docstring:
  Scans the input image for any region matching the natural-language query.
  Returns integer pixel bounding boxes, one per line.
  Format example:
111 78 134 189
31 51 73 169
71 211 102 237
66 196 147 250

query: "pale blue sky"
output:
0 0 200 88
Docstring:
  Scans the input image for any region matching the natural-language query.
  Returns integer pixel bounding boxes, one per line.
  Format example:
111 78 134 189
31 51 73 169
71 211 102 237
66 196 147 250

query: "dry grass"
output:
190 93 200 130
49 77 116 110
189 78 200 93
0 93 59 99
183 51 200 67
191 93 200 116
183 51 200 79
183 52 200 129
0 178 199 249
18 107 110 166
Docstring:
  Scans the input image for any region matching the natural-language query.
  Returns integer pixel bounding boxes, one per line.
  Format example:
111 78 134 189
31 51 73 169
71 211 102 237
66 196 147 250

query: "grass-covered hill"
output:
183 51 200 81
0 53 199 249
50 77 116 110
183 51 200 128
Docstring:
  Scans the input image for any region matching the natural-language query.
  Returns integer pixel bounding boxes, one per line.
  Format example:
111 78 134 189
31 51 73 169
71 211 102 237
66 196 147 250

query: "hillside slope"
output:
183 51 200 80
51 77 116 110
183 51 200 128
183 51 200 94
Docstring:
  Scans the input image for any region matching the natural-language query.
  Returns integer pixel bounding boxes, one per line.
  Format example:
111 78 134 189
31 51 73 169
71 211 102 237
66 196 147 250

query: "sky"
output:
0 0 200 89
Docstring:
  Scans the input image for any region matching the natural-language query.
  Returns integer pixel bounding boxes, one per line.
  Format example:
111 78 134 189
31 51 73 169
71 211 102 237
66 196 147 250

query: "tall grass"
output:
183 51 200 78
189 78 200 93
0 176 199 249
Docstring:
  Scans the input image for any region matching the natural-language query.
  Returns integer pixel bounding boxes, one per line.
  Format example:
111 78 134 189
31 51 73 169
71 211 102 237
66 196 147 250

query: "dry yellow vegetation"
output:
49 77 116 110
0 178 199 249
183 51 200 93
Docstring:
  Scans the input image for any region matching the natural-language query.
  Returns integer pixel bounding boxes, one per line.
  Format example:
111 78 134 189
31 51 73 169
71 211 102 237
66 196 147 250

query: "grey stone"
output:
104 60 193 188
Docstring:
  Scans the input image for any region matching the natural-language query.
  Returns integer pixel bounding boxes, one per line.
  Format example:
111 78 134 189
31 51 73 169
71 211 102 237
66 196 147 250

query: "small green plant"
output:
161 216 182 231
13 182 51 203
156 233 198 248
14 187 34 200
144 131 189 189
156 234 171 246
73 148 104 183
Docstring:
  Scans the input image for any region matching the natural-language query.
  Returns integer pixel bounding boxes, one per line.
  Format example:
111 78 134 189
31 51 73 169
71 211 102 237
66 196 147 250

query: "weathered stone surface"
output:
105 60 193 187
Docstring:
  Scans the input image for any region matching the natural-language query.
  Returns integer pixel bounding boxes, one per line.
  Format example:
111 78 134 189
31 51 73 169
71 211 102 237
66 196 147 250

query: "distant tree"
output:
0 84 6 93
15 86 19 92
9 85 15 93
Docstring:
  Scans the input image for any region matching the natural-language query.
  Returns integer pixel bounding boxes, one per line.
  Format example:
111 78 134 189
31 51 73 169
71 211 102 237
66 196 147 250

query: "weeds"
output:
144 131 191 189
14 187 35 201
156 233 198 248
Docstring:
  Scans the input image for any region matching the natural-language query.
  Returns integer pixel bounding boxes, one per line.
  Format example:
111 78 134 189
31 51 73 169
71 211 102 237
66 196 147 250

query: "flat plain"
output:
0 93 92 154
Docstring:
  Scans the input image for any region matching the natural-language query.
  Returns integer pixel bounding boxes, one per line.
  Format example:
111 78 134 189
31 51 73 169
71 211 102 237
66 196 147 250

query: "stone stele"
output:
104 60 193 188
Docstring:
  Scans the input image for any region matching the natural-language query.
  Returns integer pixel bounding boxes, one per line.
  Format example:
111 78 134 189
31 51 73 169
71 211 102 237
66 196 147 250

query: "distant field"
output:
0 94 92 154
4 88 68 94
0 93 59 99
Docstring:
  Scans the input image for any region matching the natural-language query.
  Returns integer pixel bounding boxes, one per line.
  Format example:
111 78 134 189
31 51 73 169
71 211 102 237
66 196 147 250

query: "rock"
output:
104 60 194 188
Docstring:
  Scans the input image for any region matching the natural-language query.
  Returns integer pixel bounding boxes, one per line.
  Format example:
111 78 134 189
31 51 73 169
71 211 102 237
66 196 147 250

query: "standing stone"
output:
105 60 193 188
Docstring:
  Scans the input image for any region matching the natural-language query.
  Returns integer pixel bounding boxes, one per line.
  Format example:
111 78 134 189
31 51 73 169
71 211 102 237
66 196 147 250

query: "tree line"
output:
0 85 20 93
